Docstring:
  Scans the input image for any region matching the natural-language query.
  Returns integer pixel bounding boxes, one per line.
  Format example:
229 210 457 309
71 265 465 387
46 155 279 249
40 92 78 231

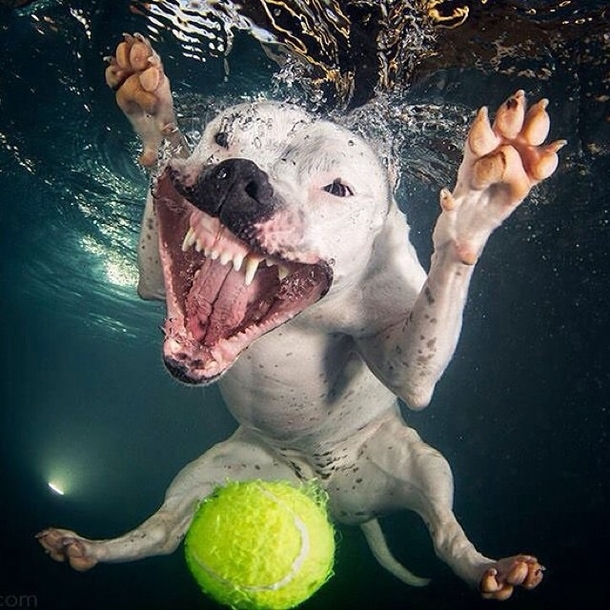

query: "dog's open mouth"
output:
153 167 332 384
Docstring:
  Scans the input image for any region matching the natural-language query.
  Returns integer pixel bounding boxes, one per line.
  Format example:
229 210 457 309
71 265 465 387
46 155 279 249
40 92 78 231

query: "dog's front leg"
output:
105 33 188 165
37 429 301 570
105 34 191 299
361 91 565 409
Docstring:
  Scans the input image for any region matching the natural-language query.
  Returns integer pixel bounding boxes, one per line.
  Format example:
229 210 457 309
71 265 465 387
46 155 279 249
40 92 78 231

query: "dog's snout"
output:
208 158 273 205
172 158 277 230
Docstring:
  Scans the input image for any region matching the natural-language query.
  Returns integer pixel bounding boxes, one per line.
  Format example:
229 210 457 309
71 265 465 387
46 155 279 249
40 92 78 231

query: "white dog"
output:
39 34 565 601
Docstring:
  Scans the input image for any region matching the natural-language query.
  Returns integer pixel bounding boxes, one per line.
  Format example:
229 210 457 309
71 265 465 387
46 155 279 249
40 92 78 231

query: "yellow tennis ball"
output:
184 480 335 610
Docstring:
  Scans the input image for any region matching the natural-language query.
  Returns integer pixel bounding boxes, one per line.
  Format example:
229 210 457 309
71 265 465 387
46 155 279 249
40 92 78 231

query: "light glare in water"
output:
79 235 138 289
48 481 65 496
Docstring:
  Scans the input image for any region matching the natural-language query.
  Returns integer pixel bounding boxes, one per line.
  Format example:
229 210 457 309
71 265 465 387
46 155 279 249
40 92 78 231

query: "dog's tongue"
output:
185 260 249 346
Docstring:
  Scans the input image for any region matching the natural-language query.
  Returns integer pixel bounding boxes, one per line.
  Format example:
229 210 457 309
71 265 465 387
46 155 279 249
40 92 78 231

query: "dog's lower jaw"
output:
159 262 333 384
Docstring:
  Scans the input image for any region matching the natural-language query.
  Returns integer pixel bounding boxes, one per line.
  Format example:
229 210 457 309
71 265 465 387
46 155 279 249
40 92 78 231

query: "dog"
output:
38 33 565 601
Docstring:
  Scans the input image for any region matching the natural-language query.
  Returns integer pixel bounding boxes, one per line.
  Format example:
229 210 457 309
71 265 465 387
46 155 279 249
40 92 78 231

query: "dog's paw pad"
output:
37 528 98 572
492 89 526 140
521 98 550 145
467 106 500 157
127 35 155 71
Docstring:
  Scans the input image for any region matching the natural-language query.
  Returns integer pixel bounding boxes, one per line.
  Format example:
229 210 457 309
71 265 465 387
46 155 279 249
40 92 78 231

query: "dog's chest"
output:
218 325 395 446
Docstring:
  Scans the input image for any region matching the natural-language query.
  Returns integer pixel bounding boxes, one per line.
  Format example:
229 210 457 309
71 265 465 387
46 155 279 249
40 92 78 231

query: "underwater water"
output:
0 0 609 608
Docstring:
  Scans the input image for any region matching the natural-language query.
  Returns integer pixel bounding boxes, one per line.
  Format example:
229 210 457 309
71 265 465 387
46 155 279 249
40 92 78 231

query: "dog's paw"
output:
435 90 566 264
105 33 177 166
36 528 98 571
479 554 544 601
461 90 565 201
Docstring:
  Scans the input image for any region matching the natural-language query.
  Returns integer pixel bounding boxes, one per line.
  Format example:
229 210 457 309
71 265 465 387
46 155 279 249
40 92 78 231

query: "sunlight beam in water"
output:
79 235 138 289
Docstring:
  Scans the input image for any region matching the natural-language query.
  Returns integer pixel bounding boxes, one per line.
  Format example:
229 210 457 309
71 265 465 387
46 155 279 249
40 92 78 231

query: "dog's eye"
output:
323 179 353 197
214 131 230 148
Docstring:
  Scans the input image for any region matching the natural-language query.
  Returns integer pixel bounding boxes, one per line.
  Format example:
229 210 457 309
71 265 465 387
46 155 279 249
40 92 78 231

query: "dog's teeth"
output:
203 359 218 374
210 250 220 260
219 251 232 266
195 239 204 252
278 265 290 281
232 254 245 272
182 228 196 252
244 256 261 286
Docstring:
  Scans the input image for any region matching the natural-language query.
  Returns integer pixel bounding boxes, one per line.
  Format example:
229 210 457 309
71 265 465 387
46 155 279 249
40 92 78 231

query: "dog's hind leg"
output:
37 428 304 571
329 413 544 600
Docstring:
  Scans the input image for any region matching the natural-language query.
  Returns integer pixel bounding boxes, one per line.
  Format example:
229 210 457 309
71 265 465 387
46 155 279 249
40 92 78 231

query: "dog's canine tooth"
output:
244 256 262 286
182 227 196 252
278 265 290 281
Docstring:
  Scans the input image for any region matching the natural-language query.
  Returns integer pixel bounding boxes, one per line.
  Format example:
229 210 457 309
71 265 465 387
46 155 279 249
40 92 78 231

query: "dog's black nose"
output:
207 159 273 206
171 158 277 231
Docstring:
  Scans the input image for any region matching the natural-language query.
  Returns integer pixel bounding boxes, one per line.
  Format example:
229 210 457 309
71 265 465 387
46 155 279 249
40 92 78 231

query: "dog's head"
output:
153 101 392 383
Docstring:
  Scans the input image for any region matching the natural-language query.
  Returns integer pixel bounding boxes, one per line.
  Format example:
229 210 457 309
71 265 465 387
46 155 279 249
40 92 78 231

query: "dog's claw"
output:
480 555 544 600
439 187 457 211
492 89 526 140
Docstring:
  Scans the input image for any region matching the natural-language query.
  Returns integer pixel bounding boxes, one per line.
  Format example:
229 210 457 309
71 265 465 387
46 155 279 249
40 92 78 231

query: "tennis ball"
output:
184 480 335 610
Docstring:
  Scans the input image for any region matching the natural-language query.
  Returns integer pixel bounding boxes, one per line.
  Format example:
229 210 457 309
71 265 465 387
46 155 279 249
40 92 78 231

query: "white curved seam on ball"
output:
191 483 310 592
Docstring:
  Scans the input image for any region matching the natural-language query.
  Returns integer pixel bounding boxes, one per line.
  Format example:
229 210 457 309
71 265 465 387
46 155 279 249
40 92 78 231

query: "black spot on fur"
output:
424 286 435 305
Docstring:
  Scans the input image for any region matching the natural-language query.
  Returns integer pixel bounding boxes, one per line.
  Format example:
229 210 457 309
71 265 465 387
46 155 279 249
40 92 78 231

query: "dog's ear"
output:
366 202 426 296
